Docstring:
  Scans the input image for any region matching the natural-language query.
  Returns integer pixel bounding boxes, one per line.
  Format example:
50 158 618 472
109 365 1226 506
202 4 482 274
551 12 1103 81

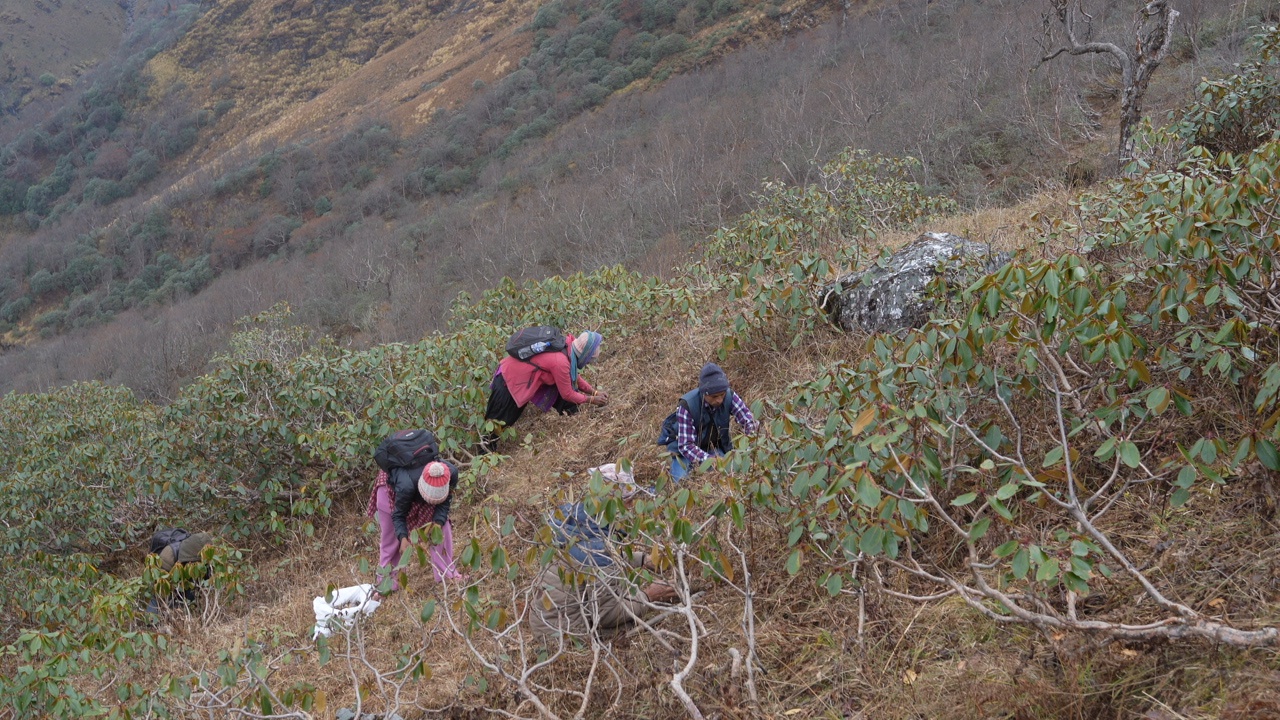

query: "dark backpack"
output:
150 528 190 559
374 429 440 472
548 502 614 567
657 394 701 449
656 406 683 447
506 326 567 361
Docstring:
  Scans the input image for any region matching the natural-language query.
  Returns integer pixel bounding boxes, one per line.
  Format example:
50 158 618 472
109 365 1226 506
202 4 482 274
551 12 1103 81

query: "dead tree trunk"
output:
1042 0 1180 166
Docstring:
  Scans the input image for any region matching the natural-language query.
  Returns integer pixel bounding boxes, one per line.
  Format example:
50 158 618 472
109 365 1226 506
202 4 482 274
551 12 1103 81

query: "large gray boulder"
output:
820 232 1009 333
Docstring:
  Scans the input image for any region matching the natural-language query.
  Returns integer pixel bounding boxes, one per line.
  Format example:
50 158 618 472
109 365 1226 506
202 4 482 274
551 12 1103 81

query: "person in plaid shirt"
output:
667 363 757 481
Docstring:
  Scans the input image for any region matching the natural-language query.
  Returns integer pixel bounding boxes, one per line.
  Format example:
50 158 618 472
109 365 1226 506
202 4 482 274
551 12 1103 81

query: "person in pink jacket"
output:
481 331 608 452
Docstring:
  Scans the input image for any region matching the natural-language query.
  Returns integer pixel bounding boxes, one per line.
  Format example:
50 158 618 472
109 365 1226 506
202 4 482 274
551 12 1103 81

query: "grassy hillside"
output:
2 0 1272 401
3 32 1280 715
0 0 126 117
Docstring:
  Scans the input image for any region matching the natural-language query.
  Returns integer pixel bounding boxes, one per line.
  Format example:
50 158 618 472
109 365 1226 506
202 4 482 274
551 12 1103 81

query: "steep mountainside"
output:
145 0 835 167
149 0 543 159
0 0 127 115
3 3 1280 718
5 63 1280 711
0 0 1269 403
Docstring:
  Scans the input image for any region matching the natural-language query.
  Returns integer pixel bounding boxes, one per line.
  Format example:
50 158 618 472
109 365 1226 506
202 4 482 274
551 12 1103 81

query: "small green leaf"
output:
1173 392 1192 415
1170 487 1191 507
857 476 881 508
1035 557 1060 583
969 517 991 541
1012 548 1029 579
1258 439 1280 471
1120 441 1141 468
1175 465 1196 489
995 482 1018 501
1069 556 1092 578
951 492 978 507
420 600 436 623
1094 436 1117 460
1146 387 1170 414
859 527 884 554
987 495 1014 521
1063 572 1090 594
785 549 802 576
825 573 843 597
1042 446 1064 468
994 540 1020 558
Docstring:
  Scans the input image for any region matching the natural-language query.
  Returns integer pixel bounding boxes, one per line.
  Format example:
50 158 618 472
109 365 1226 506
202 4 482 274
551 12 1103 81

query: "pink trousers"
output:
375 485 462 590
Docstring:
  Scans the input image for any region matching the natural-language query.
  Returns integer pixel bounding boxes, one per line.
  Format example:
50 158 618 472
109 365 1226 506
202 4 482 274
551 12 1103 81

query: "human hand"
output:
399 537 411 555
644 582 678 603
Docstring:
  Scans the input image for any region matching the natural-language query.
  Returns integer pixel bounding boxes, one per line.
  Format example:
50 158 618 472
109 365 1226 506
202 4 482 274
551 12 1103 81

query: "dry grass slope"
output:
0 0 125 112
127 190 1280 718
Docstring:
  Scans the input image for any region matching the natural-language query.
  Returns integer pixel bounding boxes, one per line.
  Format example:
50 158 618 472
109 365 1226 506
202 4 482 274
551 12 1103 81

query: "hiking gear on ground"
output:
507 326 567 361
587 463 645 498
549 502 617 567
418 461 451 504
698 362 730 395
374 429 440 472
312 584 380 640
150 528 190 559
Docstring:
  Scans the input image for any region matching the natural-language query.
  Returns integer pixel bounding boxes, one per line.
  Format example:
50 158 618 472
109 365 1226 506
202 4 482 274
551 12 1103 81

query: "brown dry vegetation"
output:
99 191 1280 719
0 0 126 115
9 0 1273 399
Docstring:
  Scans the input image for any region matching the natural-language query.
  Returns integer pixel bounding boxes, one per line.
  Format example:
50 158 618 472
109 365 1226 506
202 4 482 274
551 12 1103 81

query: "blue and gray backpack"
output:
548 502 615 567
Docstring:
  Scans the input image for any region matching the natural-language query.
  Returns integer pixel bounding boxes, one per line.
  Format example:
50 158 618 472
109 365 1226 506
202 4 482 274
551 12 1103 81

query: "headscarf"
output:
570 331 603 386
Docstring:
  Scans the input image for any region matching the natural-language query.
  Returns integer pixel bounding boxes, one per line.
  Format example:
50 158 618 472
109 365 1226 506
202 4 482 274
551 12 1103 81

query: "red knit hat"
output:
418 462 450 504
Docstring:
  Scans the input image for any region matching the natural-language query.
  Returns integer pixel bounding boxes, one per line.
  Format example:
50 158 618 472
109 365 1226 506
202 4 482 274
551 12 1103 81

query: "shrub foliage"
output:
3 27 1280 717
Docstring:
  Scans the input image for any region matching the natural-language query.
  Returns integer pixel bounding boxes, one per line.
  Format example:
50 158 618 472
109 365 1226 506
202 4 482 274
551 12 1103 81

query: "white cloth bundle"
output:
588 463 646 497
312 584 380 640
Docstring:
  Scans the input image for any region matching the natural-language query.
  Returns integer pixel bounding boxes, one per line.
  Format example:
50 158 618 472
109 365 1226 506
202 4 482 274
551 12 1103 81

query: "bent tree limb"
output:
897 385 1280 649
1041 0 1179 164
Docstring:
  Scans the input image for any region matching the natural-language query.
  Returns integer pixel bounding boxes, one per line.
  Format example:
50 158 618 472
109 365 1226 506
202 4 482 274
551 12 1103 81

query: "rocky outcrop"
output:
820 232 1009 333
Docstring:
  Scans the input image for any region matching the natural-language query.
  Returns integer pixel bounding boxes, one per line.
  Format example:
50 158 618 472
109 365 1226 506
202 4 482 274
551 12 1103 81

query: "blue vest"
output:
666 388 733 456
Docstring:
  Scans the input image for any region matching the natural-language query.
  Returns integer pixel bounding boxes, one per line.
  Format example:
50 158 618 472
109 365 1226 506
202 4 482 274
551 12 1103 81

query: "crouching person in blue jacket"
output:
665 362 757 481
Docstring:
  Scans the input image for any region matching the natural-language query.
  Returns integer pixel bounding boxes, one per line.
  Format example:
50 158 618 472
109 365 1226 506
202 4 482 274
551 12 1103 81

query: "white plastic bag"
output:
587 463 646 497
312 583 380 640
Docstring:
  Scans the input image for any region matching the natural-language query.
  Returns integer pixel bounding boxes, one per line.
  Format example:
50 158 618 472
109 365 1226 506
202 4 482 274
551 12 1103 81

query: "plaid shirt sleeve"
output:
675 404 708 464
730 392 758 435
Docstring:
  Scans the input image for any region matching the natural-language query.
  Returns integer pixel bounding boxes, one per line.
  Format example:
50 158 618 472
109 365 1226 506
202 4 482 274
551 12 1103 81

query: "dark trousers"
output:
480 375 579 454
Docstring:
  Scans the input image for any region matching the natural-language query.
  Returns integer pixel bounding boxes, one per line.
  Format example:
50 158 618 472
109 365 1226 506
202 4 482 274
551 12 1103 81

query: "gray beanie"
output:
698 362 730 395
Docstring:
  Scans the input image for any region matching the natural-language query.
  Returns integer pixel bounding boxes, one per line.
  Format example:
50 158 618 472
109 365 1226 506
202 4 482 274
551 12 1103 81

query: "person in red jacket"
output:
482 331 608 452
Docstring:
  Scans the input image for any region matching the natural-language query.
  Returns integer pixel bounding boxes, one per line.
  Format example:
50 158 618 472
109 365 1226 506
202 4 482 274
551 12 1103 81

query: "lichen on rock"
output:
820 232 1009 333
